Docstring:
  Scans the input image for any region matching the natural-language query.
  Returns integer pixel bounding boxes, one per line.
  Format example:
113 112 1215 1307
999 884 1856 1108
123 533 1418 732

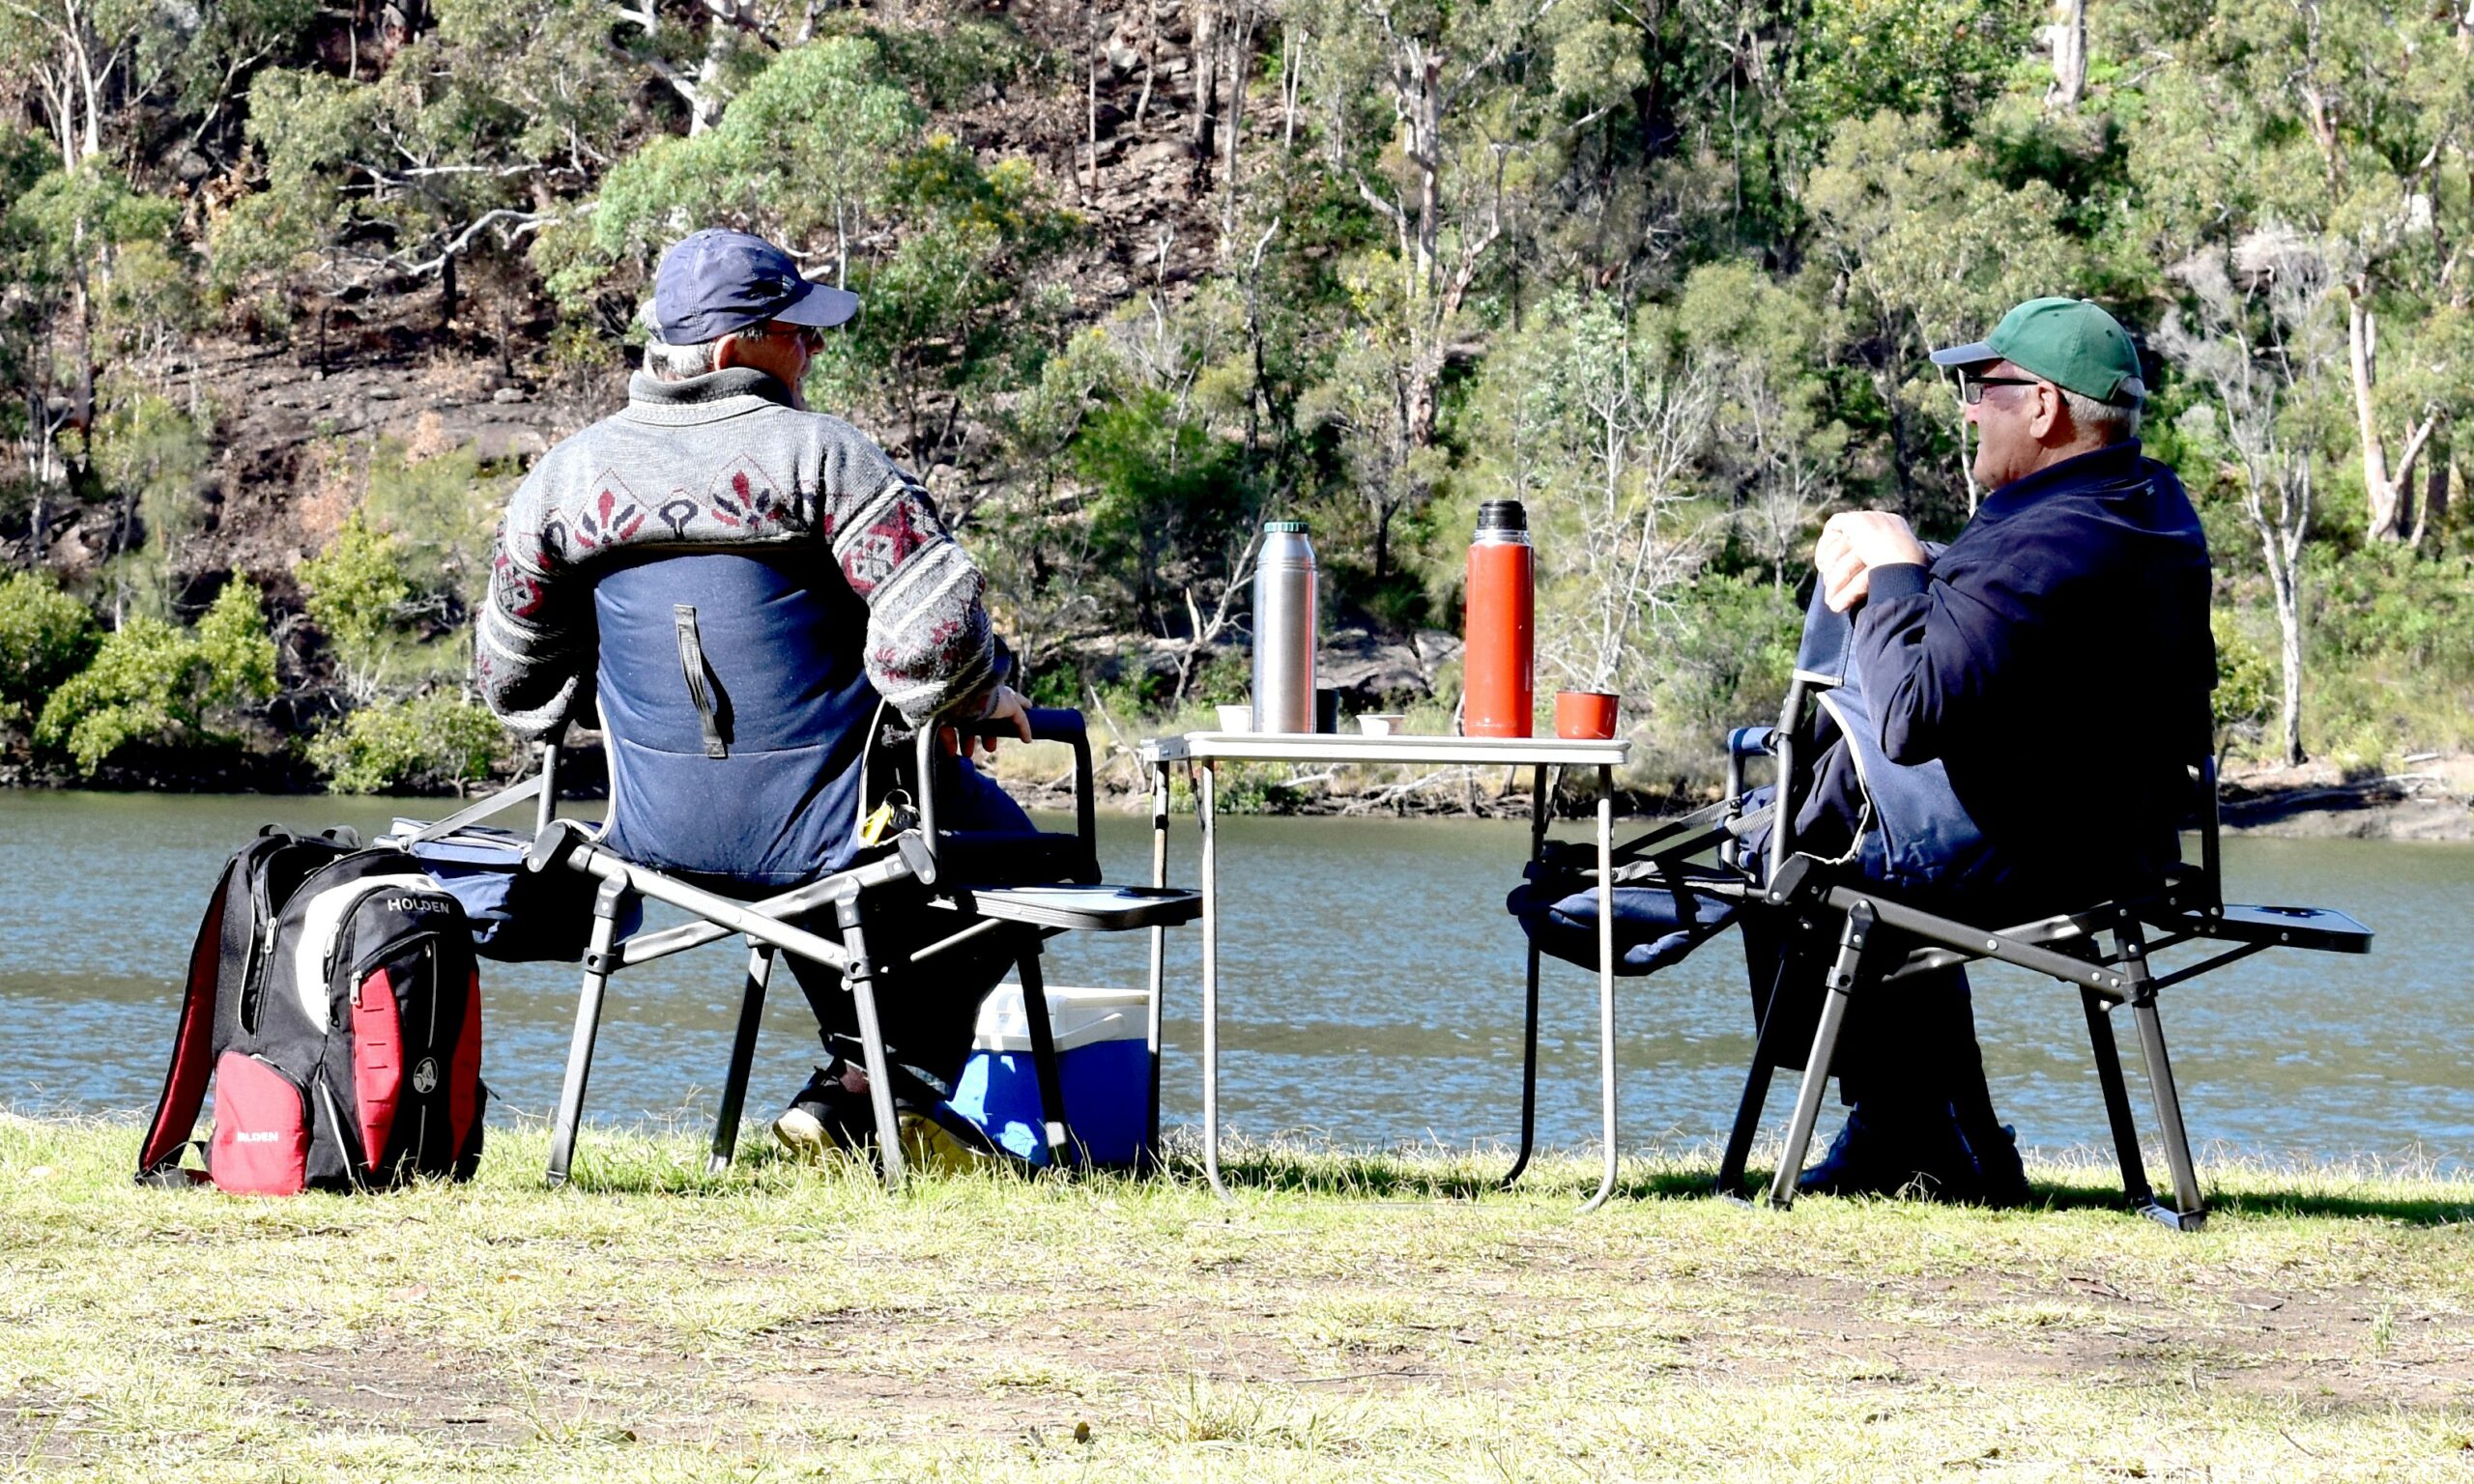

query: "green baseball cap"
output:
1930 297 2147 406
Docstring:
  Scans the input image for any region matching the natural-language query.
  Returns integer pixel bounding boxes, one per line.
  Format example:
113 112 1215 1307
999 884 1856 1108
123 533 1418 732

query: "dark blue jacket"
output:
1809 441 2214 907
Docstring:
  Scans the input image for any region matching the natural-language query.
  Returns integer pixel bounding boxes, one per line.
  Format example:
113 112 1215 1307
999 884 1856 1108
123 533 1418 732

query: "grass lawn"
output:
2 1114 2469 1481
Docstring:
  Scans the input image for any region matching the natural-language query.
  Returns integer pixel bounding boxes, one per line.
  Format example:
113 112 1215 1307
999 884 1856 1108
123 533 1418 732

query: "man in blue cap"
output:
1766 297 2215 1201
478 228 1034 1160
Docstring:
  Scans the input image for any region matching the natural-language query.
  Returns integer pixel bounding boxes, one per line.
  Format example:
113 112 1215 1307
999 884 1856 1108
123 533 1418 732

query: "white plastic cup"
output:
1215 704 1253 733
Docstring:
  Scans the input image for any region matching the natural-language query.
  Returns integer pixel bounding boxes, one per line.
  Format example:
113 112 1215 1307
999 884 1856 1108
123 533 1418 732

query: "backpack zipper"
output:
315 1074 371 1187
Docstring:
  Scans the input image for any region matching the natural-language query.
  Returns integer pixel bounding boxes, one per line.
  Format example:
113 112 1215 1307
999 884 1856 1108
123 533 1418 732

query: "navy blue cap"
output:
651 228 860 344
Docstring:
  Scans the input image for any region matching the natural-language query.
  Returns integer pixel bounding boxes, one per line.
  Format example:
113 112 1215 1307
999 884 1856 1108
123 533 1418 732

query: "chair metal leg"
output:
1766 899 1874 1209
1580 763 1620 1213
1717 1056 1777 1203
707 941 774 1175
1502 763 1552 1190
1718 964 1797 1201
547 877 630 1188
2079 985 2155 1210
1199 760 1230 1200
834 895 906 1191
1014 943 1077 1169
2118 919 2205 1231
1144 762 1170 1175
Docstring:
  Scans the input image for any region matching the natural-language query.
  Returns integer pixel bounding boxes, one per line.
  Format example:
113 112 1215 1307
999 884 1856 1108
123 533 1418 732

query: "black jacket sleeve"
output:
1846 556 2042 766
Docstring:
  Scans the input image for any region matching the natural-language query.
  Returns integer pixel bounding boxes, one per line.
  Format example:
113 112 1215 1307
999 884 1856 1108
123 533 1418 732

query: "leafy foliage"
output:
0 571 97 726
309 692 511 792
32 582 274 773
2 0 2470 789
299 514 415 703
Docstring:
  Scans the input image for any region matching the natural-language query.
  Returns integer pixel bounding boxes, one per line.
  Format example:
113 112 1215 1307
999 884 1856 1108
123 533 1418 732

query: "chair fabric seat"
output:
1506 866 1743 976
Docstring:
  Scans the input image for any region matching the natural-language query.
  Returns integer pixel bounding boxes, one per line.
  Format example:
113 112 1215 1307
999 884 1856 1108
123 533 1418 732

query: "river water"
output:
1 792 2465 1167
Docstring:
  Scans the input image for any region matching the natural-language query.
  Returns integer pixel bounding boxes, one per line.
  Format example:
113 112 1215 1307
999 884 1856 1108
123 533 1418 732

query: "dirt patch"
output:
167 1255 2470 1453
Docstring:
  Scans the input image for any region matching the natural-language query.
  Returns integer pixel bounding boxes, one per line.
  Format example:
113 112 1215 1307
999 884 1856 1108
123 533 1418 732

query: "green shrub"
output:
1021 653 1088 709
0 571 99 726
2209 613 2275 750
1642 574 1803 777
32 581 275 773
196 577 278 703
308 693 512 793
300 513 414 701
2301 546 2474 758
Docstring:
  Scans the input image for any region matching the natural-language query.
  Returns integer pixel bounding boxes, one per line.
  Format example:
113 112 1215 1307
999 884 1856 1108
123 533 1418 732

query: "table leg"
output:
1199 759 1230 1201
1144 761 1170 1173
1579 762 1620 1213
1501 762 1551 1189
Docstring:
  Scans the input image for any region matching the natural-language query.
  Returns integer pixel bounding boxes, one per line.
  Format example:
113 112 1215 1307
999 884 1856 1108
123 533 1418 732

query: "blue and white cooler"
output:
939 983 1150 1168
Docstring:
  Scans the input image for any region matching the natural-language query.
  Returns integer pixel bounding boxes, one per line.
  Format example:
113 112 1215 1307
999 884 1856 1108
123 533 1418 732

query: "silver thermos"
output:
1251 520 1317 733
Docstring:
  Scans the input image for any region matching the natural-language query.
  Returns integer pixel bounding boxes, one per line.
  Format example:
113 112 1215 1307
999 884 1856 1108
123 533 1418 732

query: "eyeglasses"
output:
1961 376 2042 405
767 323 825 354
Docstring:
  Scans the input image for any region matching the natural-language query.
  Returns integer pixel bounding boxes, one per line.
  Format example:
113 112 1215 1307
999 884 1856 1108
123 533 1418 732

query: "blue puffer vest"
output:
593 550 882 886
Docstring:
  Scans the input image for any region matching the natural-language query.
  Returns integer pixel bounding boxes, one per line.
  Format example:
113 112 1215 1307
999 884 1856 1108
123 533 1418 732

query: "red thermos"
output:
1463 499 1534 737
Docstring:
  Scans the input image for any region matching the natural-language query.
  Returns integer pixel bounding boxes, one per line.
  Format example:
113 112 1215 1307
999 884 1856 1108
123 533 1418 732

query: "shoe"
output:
1795 1101 1980 1199
772 1063 874 1159
1953 1119 2034 1208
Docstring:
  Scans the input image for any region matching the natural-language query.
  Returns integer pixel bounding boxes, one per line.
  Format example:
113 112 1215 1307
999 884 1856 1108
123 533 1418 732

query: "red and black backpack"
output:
137 827 487 1195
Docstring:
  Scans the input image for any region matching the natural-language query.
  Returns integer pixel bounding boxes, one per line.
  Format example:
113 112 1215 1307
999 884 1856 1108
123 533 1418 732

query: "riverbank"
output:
6 733 2471 841
3 1116 2469 1480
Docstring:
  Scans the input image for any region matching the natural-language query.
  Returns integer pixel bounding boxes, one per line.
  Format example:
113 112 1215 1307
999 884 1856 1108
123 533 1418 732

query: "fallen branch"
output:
1264 770 1338 791
1344 769 1456 813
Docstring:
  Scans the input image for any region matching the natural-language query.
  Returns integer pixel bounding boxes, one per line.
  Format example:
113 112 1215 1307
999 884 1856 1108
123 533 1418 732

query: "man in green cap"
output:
1771 297 2215 1202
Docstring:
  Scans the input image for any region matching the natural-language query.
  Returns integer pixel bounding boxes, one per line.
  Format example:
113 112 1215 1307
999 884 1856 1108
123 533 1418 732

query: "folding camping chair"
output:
1513 644 2373 1231
523 703 1201 1190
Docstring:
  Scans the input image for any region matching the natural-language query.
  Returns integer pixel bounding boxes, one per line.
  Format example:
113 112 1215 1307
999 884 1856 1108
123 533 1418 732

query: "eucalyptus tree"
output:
1280 0 1587 579
0 0 146 170
1801 109 2079 523
214 0 646 332
2158 244 2346 766
1458 289 1718 701
2121 0 2473 543
1676 259 1844 585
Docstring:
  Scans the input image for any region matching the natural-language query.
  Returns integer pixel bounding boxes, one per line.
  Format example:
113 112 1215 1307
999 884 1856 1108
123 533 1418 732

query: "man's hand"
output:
940 683 1036 760
1815 510 1929 614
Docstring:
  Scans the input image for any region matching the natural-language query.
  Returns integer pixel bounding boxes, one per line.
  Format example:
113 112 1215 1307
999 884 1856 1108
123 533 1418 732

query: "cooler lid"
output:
971 983 1151 1053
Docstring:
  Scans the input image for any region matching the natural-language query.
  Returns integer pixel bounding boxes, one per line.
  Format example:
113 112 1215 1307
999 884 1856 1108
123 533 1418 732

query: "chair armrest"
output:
1722 727 1776 871
913 706 1099 877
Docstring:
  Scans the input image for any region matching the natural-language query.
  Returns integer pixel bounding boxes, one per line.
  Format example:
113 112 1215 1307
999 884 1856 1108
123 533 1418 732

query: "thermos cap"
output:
1475 500 1528 533
1264 520 1309 533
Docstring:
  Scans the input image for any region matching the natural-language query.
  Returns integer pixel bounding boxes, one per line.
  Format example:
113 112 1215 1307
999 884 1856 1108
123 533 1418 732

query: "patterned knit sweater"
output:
476 368 994 738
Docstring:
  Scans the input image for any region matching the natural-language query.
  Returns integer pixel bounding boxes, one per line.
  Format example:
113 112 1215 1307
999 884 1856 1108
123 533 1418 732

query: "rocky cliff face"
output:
15 0 1271 611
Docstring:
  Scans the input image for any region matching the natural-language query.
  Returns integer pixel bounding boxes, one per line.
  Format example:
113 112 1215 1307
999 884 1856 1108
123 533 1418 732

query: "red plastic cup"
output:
1554 690 1619 740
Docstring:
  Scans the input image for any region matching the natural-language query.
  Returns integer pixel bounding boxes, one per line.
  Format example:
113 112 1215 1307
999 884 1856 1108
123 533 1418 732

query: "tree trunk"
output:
2347 289 2410 541
2412 443 2451 546
2045 0 2086 109
1191 0 1222 175
688 0 744 135
1084 2 1099 197
2272 559 2305 766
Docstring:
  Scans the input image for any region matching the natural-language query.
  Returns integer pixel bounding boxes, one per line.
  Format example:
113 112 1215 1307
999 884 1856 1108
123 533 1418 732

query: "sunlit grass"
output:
3 1111 2470 1481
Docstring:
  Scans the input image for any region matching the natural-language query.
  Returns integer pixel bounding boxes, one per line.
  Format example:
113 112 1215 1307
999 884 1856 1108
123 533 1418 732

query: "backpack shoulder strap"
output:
135 835 296 1184
139 845 270 1182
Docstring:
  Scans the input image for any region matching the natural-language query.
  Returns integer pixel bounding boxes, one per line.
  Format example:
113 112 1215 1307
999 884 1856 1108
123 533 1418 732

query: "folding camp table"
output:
1138 732 1631 1209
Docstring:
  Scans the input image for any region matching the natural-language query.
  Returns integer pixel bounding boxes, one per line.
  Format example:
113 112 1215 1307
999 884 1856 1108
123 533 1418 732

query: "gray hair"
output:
636 300 719 381
2061 385 2142 443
